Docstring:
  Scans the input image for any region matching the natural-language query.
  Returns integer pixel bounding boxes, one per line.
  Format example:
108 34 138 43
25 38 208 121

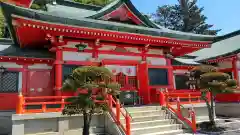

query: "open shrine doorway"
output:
105 65 139 105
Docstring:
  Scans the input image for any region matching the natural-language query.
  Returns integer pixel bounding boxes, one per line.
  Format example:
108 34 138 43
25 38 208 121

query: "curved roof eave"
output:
1 1 215 46
87 0 160 28
191 31 240 62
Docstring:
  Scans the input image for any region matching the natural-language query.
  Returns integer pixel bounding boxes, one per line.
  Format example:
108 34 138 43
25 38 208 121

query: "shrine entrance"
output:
104 65 140 105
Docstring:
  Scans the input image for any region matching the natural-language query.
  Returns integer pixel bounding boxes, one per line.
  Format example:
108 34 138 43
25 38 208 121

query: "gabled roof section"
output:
88 0 159 28
0 39 53 58
55 0 102 11
172 57 199 66
189 30 240 62
0 1 215 47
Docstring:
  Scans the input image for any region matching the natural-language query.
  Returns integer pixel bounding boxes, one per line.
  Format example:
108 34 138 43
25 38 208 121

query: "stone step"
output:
64 127 104 135
129 110 166 117
131 124 182 135
125 119 176 128
141 130 184 135
121 114 171 123
125 106 162 112
120 110 166 119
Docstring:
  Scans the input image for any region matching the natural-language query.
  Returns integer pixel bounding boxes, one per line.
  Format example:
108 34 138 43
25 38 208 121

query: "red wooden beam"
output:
4 0 33 8
13 16 211 48
0 56 54 64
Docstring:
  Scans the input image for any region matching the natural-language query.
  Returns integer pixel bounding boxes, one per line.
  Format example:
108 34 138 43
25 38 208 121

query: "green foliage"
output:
74 0 114 6
189 65 237 127
30 0 51 11
152 0 221 35
190 65 237 94
62 66 120 134
0 10 5 38
0 9 10 38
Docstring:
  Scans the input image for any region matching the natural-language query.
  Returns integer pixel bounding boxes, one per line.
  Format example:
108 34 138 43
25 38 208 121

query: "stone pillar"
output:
58 118 69 135
12 120 24 135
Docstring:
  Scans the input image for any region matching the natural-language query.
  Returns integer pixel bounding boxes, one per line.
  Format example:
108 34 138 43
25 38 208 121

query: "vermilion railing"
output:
16 94 131 135
16 94 107 114
166 92 205 105
159 91 202 133
16 94 70 114
107 95 131 135
166 98 197 133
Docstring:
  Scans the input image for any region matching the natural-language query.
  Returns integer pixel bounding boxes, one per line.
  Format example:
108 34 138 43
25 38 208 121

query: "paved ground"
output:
179 117 240 135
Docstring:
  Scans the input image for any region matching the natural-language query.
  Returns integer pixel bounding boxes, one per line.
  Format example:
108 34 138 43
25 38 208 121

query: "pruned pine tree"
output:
188 65 237 129
61 66 120 135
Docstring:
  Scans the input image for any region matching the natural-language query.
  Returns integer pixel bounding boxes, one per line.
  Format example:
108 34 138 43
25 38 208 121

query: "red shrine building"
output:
0 0 231 111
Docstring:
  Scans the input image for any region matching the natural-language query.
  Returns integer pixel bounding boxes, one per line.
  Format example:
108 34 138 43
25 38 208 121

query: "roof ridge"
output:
55 0 103 11
214 29 240 42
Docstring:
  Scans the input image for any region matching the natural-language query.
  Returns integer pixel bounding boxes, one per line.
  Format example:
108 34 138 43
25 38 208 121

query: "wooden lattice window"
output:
115 73 137 89
0 71 19 93
128 76 137 88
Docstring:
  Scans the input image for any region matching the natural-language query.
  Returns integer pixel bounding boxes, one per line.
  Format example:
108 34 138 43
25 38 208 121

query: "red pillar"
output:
167 59 174 90
54 48 63 96
232 58 239 85
22 65 28 96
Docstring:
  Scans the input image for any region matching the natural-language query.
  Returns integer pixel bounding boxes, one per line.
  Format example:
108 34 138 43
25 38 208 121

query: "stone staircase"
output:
121 106 184 135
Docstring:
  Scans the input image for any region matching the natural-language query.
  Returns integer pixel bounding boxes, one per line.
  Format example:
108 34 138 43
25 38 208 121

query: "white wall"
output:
28 64 52 69
98 54 141 61
218 61 232 69
0 62 22 68
146 57 166 65
63 51 92 61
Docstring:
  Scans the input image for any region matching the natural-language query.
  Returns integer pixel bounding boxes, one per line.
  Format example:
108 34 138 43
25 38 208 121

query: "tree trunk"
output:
83 113 90 135
203 96 213 124
209 93 215 127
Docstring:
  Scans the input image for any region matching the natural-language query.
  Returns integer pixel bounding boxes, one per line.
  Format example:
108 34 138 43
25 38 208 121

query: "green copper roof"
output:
46 4 97 18
88 0 159 28
55 0 102 11
1 1 216 46
189 30 240 62
45 0 216 41
0 39 53 58
172 58 199 66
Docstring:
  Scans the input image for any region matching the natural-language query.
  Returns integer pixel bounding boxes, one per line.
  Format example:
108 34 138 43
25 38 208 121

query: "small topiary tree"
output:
188 65 237 128
61 66 120 135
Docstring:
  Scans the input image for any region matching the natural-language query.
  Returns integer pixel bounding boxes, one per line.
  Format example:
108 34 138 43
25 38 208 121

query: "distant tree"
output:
74 0 114 6
188 65 237 129
30 0 50 11
0 10 10 38
62 66 120 135
152 0 221 35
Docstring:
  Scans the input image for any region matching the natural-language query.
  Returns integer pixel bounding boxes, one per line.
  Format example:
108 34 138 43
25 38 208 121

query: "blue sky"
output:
131 0 240 35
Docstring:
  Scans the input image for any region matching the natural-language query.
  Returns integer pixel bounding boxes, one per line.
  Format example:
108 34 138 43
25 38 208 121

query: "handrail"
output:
16 94 106 114
121 104 133 120
160 91 198 133
166 99 196 133
16 94 71 114
165 92 204 105
107 95 131 135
